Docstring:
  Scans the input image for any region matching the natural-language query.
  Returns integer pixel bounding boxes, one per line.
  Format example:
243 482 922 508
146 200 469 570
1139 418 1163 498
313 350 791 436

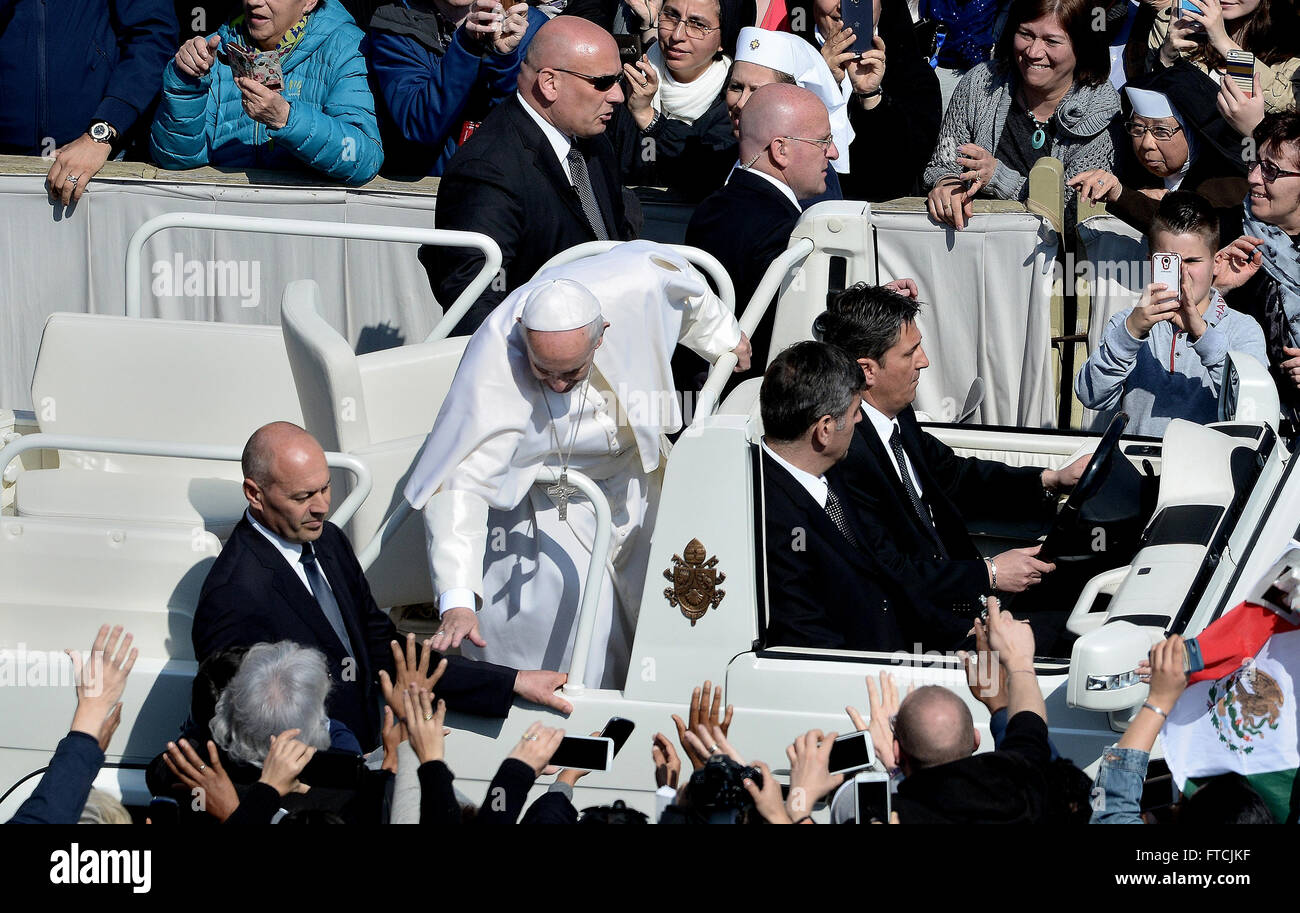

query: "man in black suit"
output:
422 16 636 337
687 84 836 379
816 284 1091 649
192 422 571 751
759 341 908 652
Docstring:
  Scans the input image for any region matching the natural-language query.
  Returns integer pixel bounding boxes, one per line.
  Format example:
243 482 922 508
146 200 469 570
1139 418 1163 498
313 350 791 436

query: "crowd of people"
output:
2 0 1299 825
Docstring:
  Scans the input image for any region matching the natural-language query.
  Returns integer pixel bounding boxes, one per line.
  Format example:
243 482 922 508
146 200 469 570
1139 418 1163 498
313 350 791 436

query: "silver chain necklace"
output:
539 379 589 520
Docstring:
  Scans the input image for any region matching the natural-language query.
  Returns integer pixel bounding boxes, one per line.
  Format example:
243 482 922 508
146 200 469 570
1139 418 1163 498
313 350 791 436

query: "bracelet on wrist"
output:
793 814 814 824
1142 701 1168 719
855 86 882 99
985 558 998 591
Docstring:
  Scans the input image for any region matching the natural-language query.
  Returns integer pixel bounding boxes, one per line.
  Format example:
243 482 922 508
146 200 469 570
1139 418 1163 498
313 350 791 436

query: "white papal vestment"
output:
403 242 742 688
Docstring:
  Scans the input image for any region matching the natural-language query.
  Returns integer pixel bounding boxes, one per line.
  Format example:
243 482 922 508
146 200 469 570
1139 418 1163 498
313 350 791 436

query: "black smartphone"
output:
854 770 891 822
827 730 875 775
838 0 877 56
298 750 366 789
600 717 636 756
549 735 614 771
615 33 642 67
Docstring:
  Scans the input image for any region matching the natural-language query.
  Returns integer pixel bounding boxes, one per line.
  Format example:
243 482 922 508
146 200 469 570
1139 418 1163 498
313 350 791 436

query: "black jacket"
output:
895 711 1051 823
837 0 943 202
686 167 801 375
838 407 1049 649
192 517 517 750
609 91 737 201
761 449 908 652
422 94 636 336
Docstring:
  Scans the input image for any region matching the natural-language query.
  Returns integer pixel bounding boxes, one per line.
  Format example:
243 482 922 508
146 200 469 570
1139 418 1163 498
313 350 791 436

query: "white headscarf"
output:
1125 86 1195 191
734 27 855 174
644 43 732 124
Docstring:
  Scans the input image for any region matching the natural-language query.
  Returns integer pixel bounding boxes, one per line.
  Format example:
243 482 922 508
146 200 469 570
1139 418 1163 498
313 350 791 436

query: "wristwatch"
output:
88 120 118 144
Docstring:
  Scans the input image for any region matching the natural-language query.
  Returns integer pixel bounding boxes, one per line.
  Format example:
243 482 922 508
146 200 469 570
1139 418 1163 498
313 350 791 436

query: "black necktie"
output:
300 543 355 656
566 146 611 241
824 487 859 547
889 425 947 558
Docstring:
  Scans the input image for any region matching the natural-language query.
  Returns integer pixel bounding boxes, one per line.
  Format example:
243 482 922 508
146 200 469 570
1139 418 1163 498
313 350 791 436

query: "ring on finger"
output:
423 711 434 721
523 734 539 741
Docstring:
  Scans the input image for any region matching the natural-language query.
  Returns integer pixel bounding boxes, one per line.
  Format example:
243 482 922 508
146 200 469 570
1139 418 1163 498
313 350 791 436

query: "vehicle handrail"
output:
122 212 502 341
0 433 371 529
538 241 738 315
695 238 816 418
357 467 611 694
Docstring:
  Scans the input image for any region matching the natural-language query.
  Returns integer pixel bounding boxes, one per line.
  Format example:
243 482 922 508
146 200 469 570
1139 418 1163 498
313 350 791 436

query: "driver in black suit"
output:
759 341 911 652
816 284 1091 650
192 422 572 752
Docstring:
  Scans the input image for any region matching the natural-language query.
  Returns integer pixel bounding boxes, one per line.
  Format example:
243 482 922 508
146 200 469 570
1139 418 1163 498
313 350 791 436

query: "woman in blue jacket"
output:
151 0 383 185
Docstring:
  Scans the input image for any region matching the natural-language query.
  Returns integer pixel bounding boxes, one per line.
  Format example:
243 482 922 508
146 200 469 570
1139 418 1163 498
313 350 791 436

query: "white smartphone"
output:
1152 252 1182 303
549 734 614 771
827 729 875 776
853 770 892 823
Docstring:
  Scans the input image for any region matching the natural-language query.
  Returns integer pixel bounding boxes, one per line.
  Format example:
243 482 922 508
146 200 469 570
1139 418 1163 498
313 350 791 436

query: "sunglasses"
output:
552 68 622 92
1250 158 1300 183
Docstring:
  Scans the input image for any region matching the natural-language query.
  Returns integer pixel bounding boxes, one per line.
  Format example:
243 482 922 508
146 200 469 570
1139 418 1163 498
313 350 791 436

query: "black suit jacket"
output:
761 450 907 653
686 168 801 376
423 94 635 336
192 518 516 750
838 407 1049 647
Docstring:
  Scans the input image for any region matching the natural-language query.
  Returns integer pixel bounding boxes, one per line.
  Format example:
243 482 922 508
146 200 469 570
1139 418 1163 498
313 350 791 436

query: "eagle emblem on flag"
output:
1207 663 1285 754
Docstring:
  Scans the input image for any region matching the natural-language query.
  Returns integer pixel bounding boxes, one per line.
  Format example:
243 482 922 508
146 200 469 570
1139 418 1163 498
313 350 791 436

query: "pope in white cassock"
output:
403 242 751 688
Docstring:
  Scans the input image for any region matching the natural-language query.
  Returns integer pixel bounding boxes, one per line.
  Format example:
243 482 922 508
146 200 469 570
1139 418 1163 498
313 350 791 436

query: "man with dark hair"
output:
818 283 1089 650
422 15 637 336
759 341 908 651
1077 190 1266 437
889 599 1054 823
193 421 571 751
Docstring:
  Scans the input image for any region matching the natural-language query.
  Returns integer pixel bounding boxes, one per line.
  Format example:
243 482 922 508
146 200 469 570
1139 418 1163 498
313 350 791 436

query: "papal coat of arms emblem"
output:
664 538 726 625
1207 663 1285 754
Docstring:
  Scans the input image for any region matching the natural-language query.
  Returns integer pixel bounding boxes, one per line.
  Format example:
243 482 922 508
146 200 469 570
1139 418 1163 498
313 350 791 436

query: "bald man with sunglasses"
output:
424 16 638 337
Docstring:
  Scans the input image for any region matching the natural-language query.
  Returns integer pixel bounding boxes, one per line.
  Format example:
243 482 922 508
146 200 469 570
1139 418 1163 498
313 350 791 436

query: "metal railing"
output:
0 434 372 530
695 238 816 418
123 212 502 341
359 467 612 694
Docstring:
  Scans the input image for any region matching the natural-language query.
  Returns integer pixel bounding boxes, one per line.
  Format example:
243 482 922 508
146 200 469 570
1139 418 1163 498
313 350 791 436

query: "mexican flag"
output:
1162 600 1300 822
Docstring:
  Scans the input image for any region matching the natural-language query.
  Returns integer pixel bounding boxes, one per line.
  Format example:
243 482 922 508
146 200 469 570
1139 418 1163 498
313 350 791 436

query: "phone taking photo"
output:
853 770 891 823
600 717 636 756
827 729 875 776
1226 49 1255 96
838 0 877 56
550 735 614 771
1152 252 1182 304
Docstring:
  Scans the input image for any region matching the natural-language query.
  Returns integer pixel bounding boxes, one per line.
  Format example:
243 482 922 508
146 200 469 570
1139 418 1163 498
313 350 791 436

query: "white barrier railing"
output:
695 238 816 418
123 212 502 341
0 434 372 530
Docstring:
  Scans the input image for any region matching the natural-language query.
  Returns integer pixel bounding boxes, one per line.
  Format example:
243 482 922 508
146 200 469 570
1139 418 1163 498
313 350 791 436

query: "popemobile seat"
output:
14 313 304 538
280 279 469 609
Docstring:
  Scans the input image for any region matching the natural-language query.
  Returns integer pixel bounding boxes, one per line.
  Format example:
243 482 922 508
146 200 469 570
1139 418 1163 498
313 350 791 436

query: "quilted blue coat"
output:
150 0 382 185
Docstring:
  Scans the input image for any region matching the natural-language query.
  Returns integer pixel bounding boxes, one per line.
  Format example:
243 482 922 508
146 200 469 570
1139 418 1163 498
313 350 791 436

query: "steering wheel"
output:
1039 412 1129 563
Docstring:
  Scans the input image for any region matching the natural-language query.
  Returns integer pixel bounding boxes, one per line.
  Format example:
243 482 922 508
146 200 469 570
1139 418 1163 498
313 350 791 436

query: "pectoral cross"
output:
547 471 578 521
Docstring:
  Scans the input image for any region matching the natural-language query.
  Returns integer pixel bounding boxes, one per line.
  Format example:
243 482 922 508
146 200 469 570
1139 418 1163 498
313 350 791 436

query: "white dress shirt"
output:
517 91 574 182
862 401 924 498
734 165 801 212
761 440 828 508
247 509 335 600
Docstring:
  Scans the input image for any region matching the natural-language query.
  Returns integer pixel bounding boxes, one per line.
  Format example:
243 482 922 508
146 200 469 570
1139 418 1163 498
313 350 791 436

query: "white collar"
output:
761 439 828 508
516 91 572 169
861 399 899 449
247 508 311 568
734 165 801 211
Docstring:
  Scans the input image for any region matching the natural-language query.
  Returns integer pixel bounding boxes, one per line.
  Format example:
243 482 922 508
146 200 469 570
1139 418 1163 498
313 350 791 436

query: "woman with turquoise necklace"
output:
922 0 1120 231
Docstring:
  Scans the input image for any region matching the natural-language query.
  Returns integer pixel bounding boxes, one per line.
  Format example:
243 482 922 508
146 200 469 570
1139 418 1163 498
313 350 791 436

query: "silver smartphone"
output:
853 770 892 823
1152 252 1182 303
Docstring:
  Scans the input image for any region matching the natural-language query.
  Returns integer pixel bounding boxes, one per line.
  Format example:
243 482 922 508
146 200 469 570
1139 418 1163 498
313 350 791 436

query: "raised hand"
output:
260 729 317 796
68 624 137 746
403 685 449 765
671 680 734 770
379 633 448 720
175 34 221 78
163 738 240 821
1213 235 1265 291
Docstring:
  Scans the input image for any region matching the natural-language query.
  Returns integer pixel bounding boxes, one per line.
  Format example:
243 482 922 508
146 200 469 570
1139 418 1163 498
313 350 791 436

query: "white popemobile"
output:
0 201 1293 820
